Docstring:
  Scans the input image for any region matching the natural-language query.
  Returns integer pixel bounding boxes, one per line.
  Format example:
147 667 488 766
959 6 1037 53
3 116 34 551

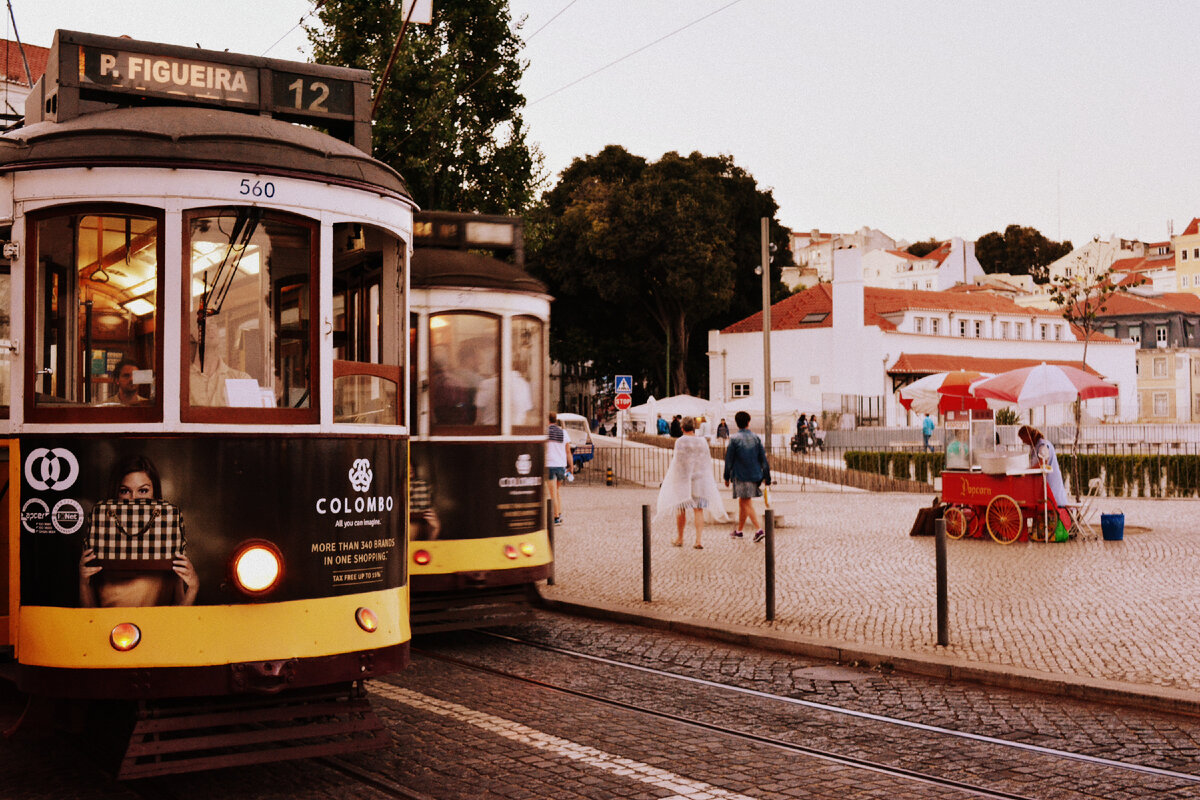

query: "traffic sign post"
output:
614 375 633 394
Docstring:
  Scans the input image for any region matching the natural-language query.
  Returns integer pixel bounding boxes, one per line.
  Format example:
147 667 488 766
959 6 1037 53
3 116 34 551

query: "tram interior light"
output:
232 541 283 595
120 297 155 317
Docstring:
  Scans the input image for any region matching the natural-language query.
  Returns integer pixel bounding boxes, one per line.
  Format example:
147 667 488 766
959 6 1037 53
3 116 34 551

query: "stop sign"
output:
615 393 632 410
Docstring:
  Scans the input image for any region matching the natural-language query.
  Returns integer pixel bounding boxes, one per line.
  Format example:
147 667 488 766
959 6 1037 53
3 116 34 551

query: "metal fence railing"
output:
572 434 1200 498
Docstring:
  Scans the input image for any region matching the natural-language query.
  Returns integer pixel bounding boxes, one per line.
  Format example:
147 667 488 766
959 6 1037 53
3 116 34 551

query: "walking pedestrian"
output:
656 415 669 436
723 411 771 543
546 413 573 524
669 415 683 438
922 413 935 452
716 418 729 439
656 416 727 548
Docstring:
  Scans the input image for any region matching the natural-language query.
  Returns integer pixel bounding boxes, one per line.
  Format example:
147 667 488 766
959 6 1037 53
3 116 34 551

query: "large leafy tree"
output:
976 225 1073 281
528 146 790 397
308 0 540 212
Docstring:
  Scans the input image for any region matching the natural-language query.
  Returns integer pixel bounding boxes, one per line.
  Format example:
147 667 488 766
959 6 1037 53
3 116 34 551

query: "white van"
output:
556 413 595 468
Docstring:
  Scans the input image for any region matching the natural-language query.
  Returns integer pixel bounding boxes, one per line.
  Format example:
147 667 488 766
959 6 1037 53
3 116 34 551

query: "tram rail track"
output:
385 630 1200 799
476 629 1200 787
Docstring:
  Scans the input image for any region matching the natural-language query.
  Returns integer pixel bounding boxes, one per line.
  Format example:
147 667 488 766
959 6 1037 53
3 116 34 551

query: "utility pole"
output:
761 218 772 447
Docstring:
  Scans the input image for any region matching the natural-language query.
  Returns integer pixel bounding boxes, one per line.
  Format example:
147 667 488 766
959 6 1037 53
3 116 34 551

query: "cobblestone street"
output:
542 484 1200 702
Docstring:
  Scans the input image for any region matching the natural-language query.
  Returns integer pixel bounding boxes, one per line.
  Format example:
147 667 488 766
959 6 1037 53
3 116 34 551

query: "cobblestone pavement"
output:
542 484 1200 700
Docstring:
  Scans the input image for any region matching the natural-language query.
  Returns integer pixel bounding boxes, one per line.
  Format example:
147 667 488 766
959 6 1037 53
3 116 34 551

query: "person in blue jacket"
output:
656 415 669 435
723 411 771 543
922 413 935 452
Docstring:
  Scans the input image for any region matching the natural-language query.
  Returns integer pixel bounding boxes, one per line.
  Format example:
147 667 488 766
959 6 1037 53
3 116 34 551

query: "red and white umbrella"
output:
969 363 1118 407
897 370 993 415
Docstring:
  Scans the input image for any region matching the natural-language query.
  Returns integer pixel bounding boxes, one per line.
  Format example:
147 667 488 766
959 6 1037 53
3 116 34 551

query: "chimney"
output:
832 247 864 338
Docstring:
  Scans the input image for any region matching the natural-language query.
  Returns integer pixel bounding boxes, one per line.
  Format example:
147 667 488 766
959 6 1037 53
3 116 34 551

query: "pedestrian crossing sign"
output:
615 375 633 394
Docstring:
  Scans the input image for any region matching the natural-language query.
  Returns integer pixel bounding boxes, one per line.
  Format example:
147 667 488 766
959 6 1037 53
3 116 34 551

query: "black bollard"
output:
547 498 555 586
606 466 614 486
642 504 651 602
935 516 948 646
765 509 775 621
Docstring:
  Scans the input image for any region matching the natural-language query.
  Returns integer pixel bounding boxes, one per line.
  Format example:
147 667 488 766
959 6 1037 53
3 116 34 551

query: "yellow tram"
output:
407 211 553 631
0 31 413 775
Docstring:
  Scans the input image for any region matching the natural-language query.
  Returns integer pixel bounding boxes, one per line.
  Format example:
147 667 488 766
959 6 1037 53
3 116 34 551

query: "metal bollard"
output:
547 498 556 586
642 504 651 602
606 466 614 486
935 517 948 646
765 509 775 621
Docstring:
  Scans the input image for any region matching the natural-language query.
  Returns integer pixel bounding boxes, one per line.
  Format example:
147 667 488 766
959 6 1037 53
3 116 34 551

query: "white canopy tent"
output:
721 393 820 445
627 394 720 428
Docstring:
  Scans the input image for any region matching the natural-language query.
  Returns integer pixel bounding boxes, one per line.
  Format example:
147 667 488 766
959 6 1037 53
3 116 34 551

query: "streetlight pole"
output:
761 217 772 448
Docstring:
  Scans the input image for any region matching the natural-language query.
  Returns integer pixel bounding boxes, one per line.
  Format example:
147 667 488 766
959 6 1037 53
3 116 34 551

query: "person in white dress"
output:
655 416 728 548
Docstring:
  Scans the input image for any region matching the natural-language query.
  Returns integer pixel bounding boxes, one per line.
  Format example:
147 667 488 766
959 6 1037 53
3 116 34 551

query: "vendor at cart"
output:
1017 425 1067 506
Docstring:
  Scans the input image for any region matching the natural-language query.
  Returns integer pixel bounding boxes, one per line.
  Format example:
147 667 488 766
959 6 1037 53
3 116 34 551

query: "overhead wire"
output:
262 0 325 56
529 0 745 106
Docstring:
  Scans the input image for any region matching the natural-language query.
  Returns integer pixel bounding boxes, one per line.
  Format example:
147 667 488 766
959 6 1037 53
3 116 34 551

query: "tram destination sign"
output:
36 31 373 150
80 46 261 106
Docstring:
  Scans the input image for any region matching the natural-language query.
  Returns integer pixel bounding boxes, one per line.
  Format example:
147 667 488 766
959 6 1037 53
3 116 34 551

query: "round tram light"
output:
504 544 519 560
355 607 379 633
110 623 141 652
413 549 431 566
519 542 536 557
231 540 283 595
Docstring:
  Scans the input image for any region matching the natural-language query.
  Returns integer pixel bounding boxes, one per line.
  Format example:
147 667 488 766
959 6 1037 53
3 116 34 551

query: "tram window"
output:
184 209 316 421
428 312 500 433
0 260 9 418
29 210 161 419
511 316 544 433
332 223 406 427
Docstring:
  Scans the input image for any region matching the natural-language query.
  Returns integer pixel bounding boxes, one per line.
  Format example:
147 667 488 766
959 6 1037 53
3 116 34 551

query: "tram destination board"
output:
35 30 371 148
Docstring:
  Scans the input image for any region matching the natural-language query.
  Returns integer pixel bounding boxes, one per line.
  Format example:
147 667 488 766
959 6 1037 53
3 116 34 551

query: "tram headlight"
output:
504 545 519 560
355 607 379 633
110 623 141 652
413 549 431 566
519 542 536 557
231 540 283 596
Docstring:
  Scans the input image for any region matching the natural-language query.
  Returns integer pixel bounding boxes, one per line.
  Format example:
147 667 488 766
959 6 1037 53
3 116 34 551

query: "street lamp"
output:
760 218 772 448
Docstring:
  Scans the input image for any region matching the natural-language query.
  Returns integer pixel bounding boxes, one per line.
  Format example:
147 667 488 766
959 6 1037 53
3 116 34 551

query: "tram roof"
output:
0 105 412 201
412 248 547 294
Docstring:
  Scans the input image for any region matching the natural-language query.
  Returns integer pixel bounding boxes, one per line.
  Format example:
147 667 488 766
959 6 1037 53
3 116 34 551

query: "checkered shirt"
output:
87 499 186 566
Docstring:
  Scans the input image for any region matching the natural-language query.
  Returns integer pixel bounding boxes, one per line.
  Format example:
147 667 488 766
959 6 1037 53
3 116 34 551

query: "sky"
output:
12 1 1200 248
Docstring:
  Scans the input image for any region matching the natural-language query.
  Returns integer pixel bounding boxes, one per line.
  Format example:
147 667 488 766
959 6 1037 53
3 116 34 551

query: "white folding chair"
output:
1065 477 1102 540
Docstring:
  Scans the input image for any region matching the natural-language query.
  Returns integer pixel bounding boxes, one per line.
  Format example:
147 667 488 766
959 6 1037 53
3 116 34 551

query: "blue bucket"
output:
1100 512 1124 541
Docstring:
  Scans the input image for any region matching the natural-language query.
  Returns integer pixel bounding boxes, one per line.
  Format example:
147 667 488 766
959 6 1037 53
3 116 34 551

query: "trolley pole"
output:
547 499 555 586
642 504 652 602
765 509 775 621
935 517 948 646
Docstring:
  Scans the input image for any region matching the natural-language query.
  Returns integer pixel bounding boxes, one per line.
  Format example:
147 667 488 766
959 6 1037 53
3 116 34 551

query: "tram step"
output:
115 682 387 779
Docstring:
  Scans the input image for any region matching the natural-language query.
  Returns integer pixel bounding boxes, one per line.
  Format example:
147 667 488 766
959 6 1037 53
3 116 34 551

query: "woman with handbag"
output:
78 455 200 607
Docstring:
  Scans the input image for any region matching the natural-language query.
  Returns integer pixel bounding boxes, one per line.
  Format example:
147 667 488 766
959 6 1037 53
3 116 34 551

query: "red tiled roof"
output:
1069 324 1121 343
0 39 49 86
722 284 1060 334
1111 255 1174 272
886 249 929 261
888 353 1102 377
1182 218 1200 237
1093 291 1200 316
1117 273 1149 288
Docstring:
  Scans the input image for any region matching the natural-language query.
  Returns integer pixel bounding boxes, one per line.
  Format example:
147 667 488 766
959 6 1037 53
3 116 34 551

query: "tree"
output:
1048 265 1129 499
527 146 790 398
975 225 1072 281
906 238 941 257
308 0 541 213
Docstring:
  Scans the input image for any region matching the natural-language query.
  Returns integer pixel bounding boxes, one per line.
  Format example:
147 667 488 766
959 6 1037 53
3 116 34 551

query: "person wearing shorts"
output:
546 413 572 524
723 411 771 542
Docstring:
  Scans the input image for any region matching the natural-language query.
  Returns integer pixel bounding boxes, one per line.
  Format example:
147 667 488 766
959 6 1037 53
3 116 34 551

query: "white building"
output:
787 226 896 284
861 238 984 291
708 248 1137 427
0 38 48 123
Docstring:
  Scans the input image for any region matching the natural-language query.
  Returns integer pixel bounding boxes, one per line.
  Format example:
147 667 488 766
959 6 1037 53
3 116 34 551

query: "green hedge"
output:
844 451 1200 497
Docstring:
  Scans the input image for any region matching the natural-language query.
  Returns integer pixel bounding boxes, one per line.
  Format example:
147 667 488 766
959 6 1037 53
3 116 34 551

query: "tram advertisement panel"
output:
18 436 406 608
410 441 544 541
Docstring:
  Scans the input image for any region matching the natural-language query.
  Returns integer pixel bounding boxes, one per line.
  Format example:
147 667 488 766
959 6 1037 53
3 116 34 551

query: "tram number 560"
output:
287 78 331 113
239 179 275 198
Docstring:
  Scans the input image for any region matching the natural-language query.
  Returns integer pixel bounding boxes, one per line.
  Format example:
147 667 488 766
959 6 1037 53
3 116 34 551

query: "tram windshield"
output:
184 208 315 418
31 210 161 415
429 312 500 432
